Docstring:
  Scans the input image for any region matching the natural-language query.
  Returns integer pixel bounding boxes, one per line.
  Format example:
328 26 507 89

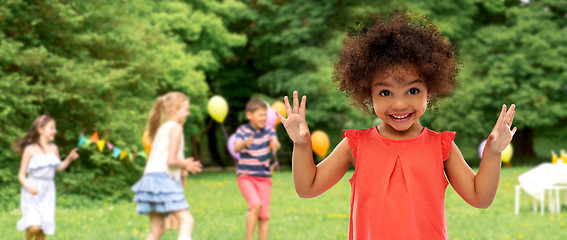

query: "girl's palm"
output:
276 91 310 144
488 104 517 153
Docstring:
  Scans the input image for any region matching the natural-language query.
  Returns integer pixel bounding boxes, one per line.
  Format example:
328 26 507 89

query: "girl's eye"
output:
408 88 420 95
379 90 391 97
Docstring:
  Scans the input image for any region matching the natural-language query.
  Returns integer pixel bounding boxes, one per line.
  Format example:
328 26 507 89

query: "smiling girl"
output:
16 115 79 240
276 11 517 239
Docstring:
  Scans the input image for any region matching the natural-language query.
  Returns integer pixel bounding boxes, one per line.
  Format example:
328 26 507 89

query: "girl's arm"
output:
167 123 189 168
56 146 79 172
167 123 203 174
18 148 38 195
277 91 354 198
445 104 516 209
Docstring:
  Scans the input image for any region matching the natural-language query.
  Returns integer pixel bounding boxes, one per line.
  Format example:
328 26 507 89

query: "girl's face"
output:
174 100 190 124
370 64 430 133
39 120 57 142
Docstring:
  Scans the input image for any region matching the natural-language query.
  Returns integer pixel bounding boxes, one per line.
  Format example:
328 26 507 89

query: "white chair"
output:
553 185 567 213
515 185 559 215
515 185 537 214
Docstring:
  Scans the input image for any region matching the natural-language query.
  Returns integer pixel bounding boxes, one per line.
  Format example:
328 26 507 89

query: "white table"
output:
517 163 567 214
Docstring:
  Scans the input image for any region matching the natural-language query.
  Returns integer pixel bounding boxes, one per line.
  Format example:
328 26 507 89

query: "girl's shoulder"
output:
50 143 59 154
343 127 375 134
343 127 378 138
424 128 456 140
23 145 36 156
159 120 182 132
157 121 182 140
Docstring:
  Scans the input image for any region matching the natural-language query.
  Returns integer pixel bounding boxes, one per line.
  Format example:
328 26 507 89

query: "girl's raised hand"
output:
486 104 517 154
276 91 310 145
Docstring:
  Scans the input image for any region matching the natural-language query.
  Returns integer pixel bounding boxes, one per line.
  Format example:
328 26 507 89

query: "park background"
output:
1 0 566 239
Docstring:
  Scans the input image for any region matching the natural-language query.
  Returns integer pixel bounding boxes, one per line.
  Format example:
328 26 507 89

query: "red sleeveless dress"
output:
344 127 455 240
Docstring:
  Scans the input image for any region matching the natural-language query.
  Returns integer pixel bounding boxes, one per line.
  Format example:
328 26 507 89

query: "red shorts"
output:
237 175 272 219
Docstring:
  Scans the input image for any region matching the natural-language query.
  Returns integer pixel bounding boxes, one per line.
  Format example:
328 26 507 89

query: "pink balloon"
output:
227 134 240 160
478 139 487 159
266 107 277 128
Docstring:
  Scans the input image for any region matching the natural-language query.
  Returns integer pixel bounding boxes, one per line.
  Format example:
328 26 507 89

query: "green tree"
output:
0 0 245 209
415 0 567 160
209 0 400 164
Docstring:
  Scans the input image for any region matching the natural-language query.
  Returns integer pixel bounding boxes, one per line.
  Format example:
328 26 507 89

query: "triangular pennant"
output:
96 140 106 152
77 135 87 147
90 132 99 143
113 147 121 159
132 153 137 159
106 142 114 150
137 151 147 159
119 151 128 160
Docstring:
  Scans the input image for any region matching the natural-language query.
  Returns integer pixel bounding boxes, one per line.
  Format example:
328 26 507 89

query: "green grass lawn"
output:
2 166 566 239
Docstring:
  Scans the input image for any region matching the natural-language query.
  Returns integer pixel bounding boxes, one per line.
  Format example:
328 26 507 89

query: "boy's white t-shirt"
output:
144 120 185 181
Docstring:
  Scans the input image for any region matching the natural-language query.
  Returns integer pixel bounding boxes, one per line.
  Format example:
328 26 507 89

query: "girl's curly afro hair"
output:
333 10 459 114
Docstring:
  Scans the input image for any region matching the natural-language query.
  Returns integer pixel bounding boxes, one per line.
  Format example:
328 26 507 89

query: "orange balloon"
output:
311 130 330 158
142 131 152 155
272 101 286 125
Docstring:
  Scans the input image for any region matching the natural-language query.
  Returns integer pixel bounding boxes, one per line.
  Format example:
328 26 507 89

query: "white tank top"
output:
144 121 185 181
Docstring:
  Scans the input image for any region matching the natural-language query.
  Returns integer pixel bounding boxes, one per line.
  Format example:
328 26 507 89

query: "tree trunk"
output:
206 122 226 167
511 127 536 158
190 136 202 162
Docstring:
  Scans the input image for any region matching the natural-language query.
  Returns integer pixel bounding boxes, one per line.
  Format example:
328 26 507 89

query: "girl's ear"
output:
37 126 44 136
246 111 252 120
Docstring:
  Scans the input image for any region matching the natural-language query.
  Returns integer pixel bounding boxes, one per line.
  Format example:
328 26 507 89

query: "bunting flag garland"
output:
96 140 106 152
78 132 149 164
90 132 99 143
119 151 128 160
113 147 121 159
77 135 87 147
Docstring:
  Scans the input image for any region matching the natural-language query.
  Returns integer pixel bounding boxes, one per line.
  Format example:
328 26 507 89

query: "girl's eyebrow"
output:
374 79 423 87
406 79 424 86
373 82 390 87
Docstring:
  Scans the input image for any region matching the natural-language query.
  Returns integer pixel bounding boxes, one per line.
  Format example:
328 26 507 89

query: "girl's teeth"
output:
392 113 410 119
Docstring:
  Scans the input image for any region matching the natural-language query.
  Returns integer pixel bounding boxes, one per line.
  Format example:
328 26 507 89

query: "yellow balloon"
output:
272 101 286 125
501 144 513 163
207 95 228 123
311 130 330 158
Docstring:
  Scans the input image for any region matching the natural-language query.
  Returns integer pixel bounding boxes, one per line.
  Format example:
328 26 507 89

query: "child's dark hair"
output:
15 115 55 154
246 98 268 113
333 10 459 114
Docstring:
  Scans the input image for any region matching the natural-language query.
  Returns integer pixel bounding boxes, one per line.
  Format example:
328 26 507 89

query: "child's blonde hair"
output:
145 92 188 144
15 115 56 154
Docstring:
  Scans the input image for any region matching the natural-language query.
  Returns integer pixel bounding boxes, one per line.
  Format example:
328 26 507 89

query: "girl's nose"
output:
392 97 408 110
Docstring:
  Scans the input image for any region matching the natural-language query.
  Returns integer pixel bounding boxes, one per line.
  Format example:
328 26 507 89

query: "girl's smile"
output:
389 112 414 121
